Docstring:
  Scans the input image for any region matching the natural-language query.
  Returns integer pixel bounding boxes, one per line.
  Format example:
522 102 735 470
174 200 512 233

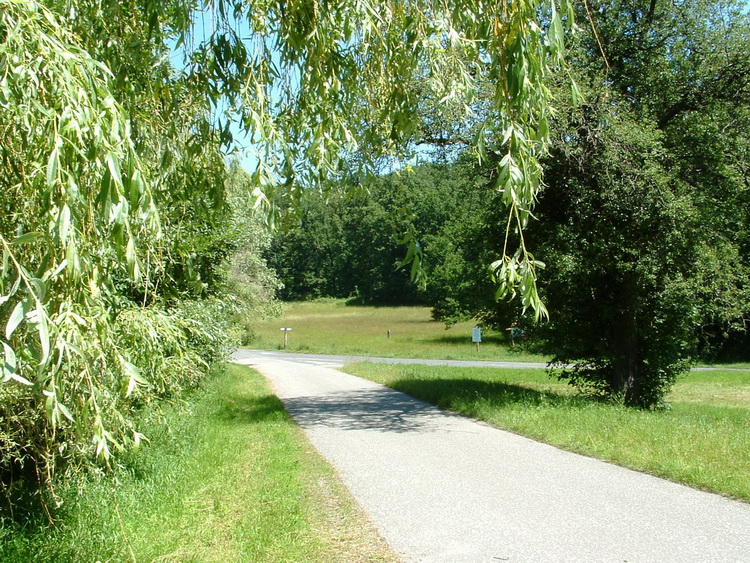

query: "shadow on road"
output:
282 388 459 433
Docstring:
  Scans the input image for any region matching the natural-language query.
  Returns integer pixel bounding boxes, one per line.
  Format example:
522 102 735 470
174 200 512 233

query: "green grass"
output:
247 299 546 362
1 364 395 562
343 363 750 502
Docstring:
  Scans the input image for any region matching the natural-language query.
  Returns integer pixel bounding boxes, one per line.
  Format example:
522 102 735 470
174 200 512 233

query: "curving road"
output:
233 349 750 562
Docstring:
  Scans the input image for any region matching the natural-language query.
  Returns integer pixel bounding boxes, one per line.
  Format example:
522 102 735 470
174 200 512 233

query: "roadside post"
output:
472 327 482 352
507 323 524 346
280 327 292 349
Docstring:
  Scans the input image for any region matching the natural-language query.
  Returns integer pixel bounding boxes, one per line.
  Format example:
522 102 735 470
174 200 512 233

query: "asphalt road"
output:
233 349 750 562
231 348 548 370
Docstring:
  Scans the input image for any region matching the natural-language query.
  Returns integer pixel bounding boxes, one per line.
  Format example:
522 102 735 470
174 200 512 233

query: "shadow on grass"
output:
214 393 289 424
385 377 587 414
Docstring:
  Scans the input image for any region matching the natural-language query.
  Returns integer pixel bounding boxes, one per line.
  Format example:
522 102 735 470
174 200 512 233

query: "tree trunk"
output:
610 273 643 406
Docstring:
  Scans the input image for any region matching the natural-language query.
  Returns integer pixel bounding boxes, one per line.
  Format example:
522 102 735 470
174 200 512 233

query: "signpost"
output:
280 327 292 349
472 327 482 352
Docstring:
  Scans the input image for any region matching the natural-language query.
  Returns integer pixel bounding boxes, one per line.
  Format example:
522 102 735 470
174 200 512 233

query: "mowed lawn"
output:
248 299 545 363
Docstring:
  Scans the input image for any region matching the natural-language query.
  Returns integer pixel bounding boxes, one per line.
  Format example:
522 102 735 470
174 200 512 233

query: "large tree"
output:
443 0 750 406
534 0 750 407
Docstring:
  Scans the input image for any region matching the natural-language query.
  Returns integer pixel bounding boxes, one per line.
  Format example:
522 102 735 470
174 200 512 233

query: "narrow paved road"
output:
233 350 750 562
231 348 548 370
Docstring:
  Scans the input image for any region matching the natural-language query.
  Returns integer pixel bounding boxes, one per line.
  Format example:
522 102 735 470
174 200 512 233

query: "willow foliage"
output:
1 0 569 492
0 0 232 491
1 0 160 472
199 0 571 318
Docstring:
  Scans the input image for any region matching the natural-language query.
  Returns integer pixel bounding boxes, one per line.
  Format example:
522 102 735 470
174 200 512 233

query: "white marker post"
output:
280 327 292 349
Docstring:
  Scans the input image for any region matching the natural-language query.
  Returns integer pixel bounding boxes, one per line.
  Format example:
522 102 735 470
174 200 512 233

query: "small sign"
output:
472 327 482 343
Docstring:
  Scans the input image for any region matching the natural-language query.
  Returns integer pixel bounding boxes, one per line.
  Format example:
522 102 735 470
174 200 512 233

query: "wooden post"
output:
280 327 292 349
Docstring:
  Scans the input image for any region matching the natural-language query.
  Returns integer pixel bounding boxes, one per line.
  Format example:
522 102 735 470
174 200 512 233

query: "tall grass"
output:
1 364 395 562
247 299 546 362
343 363 750 502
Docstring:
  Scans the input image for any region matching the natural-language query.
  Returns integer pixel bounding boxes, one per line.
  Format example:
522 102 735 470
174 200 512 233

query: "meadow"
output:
247 299 546 362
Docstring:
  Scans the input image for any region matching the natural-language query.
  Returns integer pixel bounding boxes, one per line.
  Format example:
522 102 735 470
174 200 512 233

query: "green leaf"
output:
0 277 20 306
537 116 549 142
570 78 582 107
6 300 25 340
65 239 80 279
32 300 51 364
410 254 420 280
44 391 56 423
29 278 46 301
121 358 148 397
2 341 18 382
11 373 33 386
46 147 59 188
11 232 43 245
106 154 123 188
56 401 74 422
58 204 71 244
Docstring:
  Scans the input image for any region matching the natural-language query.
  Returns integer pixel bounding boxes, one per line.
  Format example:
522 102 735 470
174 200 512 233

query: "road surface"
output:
233 349 750 562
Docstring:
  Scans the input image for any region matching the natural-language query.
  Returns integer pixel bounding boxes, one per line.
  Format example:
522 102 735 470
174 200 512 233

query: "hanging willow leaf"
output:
1 341 20 383
6 300 26 340
11 233 43 245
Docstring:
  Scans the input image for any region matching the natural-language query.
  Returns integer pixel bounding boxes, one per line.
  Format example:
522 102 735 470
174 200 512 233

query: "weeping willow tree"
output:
1 0 570 493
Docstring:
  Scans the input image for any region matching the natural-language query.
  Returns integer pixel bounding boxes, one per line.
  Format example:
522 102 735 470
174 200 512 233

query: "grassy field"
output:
247 299 546 362
343 362 750 502
1 364 395 563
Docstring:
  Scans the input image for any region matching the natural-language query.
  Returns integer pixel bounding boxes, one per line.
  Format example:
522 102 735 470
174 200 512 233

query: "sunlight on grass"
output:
1 364 395 563
247 299 547 362
343 363 750 502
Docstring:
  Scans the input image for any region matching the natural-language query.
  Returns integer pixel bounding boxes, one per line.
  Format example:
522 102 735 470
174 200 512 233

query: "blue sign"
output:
472 327 482 343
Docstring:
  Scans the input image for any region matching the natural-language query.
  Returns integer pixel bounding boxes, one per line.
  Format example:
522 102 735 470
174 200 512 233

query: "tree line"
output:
269 0 750 408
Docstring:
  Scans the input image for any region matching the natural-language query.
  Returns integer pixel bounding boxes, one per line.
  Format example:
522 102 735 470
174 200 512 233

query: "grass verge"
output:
247 299 546 362
343 362 750 502
1 363 395 562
